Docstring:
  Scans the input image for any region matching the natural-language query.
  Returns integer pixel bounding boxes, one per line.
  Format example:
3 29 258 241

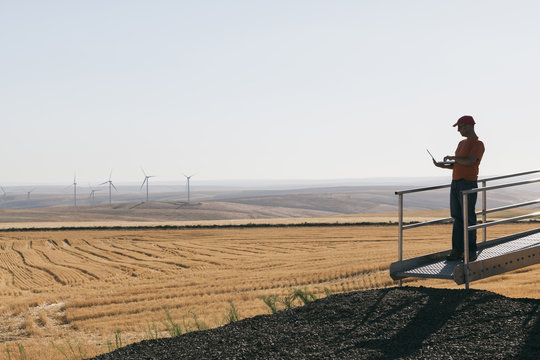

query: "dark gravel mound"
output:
90 286 539 360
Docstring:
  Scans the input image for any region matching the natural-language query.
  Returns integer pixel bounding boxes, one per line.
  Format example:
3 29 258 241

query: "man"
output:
433 115 485 261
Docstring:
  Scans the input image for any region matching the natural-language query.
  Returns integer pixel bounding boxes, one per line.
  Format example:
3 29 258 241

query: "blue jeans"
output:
450 179 478 253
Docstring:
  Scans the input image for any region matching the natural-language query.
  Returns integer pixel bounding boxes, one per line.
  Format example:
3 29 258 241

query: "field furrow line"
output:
186 246 248 257
257 244 307 253
109 242 159 258
157 244 223 266
44 245 116 280
81 239 168 265
11 243 65 286
218 245 267 255
84 242 178 273
0 263 15 287
35 248 100 281
71 245 139 273
91 243 148 262
107 243 190 270
0 247 37 289
169 242 223 257
46 240 60 249
148 244 190 259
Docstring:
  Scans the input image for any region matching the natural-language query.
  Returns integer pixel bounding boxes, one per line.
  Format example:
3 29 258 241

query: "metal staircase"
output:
389 170 540 288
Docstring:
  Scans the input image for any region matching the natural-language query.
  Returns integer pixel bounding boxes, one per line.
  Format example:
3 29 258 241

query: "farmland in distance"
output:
0 223 538 359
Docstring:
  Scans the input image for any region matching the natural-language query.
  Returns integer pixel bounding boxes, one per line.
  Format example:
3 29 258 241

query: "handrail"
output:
402 216 453 230
462 177 540 194
395 169 540 290
477 169 540 183
402 198 540 230
395 169 540 195
468 211 540 231
481 199 540 215
395 183 451 195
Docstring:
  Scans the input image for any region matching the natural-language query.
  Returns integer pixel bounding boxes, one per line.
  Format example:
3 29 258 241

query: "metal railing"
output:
461 177 540 288
395 169 540 287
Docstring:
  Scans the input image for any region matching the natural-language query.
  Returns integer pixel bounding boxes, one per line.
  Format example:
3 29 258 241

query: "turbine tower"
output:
72 175 77 207
100 171 118 205
140 168 155 202
26 188 36 200
184 173 196 204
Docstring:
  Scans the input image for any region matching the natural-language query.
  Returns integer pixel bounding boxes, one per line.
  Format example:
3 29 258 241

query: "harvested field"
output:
0 223 538 359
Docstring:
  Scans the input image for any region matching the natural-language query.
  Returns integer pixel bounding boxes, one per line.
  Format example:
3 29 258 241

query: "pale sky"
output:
2 1 539 185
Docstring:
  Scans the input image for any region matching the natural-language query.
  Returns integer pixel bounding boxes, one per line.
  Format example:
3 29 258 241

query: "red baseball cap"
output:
453 115 475 127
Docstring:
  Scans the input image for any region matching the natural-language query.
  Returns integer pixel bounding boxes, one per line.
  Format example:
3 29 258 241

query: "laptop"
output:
427 149 455 165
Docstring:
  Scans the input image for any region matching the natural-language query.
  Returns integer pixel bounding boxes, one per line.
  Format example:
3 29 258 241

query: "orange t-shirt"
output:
452 137 485 181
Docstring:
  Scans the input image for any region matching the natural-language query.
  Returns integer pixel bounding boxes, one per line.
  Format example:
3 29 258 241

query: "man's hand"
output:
433 158 452 169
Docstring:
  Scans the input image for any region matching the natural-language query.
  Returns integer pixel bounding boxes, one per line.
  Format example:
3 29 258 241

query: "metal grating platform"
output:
390 229 540 285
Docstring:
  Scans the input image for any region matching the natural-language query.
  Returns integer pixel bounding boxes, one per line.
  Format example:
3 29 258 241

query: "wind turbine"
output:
0 186 6 200
184 173 196 204
26 188 36 200
71 175 77 207
140 168 155 202
100 171 118 205
88 185 101 204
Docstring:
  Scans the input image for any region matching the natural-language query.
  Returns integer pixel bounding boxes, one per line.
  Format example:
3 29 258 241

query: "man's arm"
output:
444 155 477 165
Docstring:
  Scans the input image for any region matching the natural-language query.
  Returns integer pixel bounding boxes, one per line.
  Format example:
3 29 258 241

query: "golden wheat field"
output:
0 223 539 359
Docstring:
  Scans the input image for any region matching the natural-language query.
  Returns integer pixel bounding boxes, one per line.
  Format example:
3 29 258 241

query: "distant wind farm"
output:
0 168 539 229
0 168 200 208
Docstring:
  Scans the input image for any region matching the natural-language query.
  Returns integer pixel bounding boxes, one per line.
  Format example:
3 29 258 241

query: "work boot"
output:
446 251 462 261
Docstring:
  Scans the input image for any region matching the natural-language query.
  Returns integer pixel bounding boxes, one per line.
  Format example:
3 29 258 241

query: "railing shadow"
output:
517 302 540 359
334 287 464 358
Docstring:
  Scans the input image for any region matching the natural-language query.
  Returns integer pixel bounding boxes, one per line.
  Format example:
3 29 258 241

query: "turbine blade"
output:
112 183 118 191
